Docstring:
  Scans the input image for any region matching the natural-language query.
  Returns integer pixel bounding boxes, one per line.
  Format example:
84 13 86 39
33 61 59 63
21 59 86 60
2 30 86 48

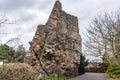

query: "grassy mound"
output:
0 63 38 80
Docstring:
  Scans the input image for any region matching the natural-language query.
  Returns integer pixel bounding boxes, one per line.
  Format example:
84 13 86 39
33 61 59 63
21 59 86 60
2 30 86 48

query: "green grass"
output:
42 76 66 80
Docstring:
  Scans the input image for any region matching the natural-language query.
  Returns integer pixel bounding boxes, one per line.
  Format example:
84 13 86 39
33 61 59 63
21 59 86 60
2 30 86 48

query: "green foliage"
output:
0 44 15 61
106 64 120 78
0 63 38 80
80 55 89 67
78 55 89 75
0 44 26 62
40 42 45 50
15 45 26 62
98 62 109 73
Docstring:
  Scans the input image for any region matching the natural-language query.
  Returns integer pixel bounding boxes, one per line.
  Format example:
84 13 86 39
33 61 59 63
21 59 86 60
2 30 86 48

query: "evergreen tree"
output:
78 55 88 75
0 44 15 62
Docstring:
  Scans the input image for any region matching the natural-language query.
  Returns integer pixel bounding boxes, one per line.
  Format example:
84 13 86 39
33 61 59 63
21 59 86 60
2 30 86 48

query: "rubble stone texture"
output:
26 0 82 77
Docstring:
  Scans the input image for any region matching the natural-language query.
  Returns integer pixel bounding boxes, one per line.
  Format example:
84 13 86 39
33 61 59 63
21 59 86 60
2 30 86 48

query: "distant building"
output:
0 61 3 66
0 60 9 66
85 62 100 72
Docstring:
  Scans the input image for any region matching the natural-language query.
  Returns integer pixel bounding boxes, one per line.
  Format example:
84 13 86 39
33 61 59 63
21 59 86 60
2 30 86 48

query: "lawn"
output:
42 76 66 80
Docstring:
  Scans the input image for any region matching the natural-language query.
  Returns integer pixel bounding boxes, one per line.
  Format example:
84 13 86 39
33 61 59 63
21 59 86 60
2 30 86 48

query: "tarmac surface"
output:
68 73 106 80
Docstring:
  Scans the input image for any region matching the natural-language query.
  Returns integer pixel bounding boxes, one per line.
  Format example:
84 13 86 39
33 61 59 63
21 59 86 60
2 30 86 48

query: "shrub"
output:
78 55 88 75
98 62 109 73
106 64 120 78
0 63 38 80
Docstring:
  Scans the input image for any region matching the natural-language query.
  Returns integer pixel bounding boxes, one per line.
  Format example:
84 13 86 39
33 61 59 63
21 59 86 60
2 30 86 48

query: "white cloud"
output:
0 0 120 54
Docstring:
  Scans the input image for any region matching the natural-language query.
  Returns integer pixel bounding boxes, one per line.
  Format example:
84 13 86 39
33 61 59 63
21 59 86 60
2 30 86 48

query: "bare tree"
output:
0 17 8 35
0 16 22 48
85 11 120 65
6 35 22 48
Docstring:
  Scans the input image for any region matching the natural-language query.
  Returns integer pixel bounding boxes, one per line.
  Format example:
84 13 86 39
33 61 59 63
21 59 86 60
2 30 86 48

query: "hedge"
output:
106 64 120 78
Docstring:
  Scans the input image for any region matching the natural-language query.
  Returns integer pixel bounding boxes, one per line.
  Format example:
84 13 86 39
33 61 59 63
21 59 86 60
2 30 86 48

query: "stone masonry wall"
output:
26 0 82 77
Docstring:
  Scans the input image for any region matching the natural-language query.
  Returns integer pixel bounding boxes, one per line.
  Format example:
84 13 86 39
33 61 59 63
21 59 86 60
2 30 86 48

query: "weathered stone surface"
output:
26 0 82 77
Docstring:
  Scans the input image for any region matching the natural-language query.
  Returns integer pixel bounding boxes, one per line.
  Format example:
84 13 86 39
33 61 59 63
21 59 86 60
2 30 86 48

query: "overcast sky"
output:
0 0 120 60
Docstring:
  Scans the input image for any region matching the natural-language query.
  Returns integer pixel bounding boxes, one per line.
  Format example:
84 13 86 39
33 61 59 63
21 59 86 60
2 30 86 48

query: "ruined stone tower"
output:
26 0 82 76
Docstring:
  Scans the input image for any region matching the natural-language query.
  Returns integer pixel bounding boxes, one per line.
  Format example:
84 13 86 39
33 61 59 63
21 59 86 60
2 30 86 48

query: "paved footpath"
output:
68 73 107 80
